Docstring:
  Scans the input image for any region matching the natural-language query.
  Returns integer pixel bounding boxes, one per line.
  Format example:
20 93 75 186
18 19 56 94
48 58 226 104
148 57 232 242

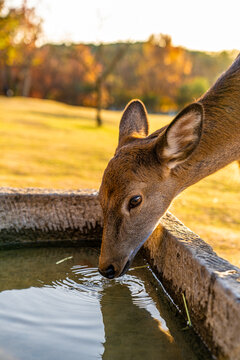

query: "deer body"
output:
98 54 240 279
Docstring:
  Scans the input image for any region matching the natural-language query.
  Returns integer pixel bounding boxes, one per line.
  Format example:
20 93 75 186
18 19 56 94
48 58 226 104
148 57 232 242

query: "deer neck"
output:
174 68 240 193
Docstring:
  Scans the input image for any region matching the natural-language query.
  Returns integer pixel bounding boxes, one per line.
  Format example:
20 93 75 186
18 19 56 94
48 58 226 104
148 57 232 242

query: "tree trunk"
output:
22 67 32 97
94 43 130 126
2 64 10 95
96 77 103 127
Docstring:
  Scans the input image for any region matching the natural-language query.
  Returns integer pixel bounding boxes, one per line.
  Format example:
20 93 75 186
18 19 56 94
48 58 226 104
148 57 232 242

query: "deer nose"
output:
99 264 116 279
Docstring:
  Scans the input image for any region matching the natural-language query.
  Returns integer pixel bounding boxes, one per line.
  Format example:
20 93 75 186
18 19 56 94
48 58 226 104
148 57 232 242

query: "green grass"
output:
0 96 239 267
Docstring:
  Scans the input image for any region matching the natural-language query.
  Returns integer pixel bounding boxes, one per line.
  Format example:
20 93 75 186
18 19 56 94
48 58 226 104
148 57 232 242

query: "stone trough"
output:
0 187 239 360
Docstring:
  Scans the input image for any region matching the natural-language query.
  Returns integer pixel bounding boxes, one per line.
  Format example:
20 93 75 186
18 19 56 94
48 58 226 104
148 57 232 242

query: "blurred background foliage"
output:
0 0 238 121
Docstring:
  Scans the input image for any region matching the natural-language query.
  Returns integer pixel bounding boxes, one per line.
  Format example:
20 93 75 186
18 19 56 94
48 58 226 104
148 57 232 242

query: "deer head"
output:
98 99 203 278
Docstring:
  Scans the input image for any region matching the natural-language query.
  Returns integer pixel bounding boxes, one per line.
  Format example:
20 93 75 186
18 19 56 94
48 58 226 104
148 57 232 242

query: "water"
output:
0 247 211 360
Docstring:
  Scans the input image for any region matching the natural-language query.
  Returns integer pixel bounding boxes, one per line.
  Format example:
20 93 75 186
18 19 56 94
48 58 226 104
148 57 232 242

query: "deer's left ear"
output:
118 99 149 148
156 103 203 169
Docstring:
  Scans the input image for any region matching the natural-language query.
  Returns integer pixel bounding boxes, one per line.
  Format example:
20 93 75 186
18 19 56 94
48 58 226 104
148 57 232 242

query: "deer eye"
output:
128 195 142 210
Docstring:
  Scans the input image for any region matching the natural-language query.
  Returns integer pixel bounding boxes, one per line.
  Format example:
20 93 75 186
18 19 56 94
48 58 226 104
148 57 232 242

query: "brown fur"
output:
98 54 240 278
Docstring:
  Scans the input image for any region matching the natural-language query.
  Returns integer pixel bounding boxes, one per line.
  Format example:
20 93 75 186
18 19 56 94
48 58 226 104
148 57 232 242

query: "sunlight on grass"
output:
0 96 239 267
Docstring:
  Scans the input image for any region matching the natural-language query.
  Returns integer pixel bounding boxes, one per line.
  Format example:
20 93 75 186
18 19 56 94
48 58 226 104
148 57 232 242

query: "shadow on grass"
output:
16 119 52 129
28 110 117 128
28 110 96 121
26 110 105 131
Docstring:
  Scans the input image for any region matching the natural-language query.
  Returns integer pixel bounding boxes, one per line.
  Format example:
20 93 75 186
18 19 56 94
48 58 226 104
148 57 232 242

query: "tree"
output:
0 0 42 96
94 43 129 126
137 34 192 112
0 0 4 13
188 50 234 85
30 44 100 107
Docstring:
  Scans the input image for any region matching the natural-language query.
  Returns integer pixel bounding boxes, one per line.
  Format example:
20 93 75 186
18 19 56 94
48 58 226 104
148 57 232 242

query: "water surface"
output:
0 247 211 360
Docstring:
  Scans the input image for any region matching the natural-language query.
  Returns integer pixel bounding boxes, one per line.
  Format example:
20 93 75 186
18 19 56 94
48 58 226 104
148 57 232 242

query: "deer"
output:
98 53 240 279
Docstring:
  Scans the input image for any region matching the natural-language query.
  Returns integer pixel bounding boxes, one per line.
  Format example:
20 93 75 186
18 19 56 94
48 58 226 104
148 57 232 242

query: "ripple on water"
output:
0 247 211 360
56 264 153 308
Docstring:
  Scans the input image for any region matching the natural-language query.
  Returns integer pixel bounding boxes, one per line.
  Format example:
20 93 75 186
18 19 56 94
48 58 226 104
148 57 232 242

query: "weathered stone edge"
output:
143 213 240 360
0 187 98 195
0 188 239 360
0 187 103 247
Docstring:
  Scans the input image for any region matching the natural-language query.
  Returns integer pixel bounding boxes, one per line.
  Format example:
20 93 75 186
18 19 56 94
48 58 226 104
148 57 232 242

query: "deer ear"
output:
156 103 203 169
118 99 149 147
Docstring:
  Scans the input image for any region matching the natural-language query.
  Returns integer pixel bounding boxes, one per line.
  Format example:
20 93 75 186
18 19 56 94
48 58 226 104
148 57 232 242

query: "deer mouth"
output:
119 259 131 277
118 236 150 277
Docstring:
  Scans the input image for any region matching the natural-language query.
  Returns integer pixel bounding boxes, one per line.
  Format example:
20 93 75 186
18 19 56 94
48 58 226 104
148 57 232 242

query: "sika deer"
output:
98 54 240 279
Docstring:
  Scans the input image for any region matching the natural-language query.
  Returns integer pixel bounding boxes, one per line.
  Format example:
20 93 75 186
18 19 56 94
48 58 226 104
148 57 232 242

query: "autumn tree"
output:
0 5 234 118
0 0 42 96
137 34 192 112
99 42 143 109
93 43 129 126
0 0 4 12
30 44 100 107
33 42 129 126
189 50 234 85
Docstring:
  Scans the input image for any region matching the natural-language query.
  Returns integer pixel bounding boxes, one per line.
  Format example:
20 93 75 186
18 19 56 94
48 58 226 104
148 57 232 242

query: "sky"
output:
6 0 240 51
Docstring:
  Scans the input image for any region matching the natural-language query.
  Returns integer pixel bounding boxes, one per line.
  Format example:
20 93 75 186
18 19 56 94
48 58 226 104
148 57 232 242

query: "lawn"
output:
0 96 239 267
